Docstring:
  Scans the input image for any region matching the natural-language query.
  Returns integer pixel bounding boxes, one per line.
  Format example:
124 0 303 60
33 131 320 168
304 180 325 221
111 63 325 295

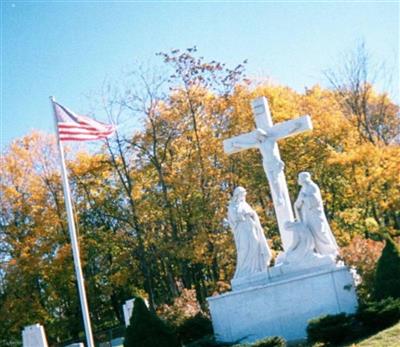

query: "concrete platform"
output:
207 265 358 343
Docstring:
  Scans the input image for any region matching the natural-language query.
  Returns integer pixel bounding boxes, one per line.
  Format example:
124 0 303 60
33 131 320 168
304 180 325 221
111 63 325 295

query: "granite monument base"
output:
207 265 358 343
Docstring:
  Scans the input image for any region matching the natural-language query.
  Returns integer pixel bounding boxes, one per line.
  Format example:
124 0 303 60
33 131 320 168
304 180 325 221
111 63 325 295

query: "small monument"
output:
123 298 136 327
22 324 48 347
123 298 149 327
207 97 358 343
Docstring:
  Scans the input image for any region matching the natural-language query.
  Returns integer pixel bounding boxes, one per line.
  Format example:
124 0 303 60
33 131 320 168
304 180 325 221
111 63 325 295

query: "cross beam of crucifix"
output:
223 97 312 251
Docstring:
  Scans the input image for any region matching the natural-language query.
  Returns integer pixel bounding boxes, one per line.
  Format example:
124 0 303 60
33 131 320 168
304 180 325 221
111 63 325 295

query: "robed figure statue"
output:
294 172 339 258
228 187 272 279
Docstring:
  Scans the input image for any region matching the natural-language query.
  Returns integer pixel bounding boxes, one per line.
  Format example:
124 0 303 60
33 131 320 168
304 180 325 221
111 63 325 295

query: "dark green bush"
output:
357 297 400 332
123 297 180 347
373 236 400 300
307 313 358 345
177 313 213 344
251 336 286 347
306 298 400 345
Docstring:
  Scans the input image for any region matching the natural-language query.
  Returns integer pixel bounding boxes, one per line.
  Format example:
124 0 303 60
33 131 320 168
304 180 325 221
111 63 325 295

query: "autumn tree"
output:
1 47 399 345
325 41 399 145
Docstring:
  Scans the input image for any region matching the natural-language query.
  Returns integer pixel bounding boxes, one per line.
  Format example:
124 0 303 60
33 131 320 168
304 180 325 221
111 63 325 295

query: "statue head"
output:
298 171 311 186
232 186 247 203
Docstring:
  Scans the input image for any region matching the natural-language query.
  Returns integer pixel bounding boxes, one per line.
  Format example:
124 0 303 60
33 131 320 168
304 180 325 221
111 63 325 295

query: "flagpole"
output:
50 96 95 347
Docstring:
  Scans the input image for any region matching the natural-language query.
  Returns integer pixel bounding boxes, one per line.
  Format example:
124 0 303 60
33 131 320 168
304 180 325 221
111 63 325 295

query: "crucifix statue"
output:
223 97 312 251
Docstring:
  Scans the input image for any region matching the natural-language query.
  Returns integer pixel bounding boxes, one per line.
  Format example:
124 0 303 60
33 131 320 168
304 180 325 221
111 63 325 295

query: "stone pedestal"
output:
207 265 358 343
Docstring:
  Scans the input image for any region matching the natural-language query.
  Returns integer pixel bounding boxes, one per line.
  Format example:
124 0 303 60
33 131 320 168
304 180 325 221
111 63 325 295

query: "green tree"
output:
124 297 180 347
374 236 400 300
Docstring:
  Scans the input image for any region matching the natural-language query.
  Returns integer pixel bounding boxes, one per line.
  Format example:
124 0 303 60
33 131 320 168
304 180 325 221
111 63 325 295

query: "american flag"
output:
53 101 116 142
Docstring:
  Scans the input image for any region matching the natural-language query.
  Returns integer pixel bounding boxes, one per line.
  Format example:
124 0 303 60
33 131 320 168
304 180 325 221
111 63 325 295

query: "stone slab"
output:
22 324 48 347
123 298 135 327
207 265 358 343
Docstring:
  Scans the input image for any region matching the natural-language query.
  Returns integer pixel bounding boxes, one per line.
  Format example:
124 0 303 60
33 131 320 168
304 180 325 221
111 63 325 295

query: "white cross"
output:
223 97 312 251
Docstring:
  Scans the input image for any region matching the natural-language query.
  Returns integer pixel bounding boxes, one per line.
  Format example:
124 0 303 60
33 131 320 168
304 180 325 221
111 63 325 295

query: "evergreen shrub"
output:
373 237 400 300
123 297 180 347
357 298 400 332
306 313 358 345
250 336 286 347
177 313 213 344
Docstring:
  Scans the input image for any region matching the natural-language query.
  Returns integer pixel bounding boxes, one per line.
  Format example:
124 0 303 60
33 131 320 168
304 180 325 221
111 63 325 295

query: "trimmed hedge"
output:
357 297 400 332
307 313 358 345
307 298 400 345
123 297 180 347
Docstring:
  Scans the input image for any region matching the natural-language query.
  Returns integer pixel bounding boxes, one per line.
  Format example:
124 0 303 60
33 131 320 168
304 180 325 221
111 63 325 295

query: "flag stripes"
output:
53 101 116 142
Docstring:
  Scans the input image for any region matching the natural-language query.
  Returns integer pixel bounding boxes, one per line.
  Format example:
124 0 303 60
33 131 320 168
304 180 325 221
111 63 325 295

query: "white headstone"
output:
123 298 135 327
22 324 48 347
122 298 150 327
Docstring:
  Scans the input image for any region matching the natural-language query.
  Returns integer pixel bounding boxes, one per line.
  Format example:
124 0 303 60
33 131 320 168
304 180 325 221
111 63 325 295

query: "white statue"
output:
228 187 272 279
294 172 339 258
236 128 286 206
223 97 313 251
283 221 316 264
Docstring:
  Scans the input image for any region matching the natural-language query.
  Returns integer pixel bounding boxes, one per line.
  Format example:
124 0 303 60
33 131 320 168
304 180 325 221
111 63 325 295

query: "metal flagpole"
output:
50 96 95 347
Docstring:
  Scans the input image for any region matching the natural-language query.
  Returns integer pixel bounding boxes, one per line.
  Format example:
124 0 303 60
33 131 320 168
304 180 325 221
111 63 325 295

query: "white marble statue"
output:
283 221 316 264
294 172 339 258
223 97 313 251
228 187 271 279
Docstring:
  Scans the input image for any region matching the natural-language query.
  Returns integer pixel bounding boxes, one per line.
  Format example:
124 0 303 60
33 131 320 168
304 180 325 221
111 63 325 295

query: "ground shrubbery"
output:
357 298 400 332
186 336 286 347
307 299 400 346
123 297 180 347
247 336 286 347
307 313 359 345
176 313 213 344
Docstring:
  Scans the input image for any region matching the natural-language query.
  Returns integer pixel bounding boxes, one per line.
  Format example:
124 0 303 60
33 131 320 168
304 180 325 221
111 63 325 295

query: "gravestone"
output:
123 298 149 327
22 324 48 347
207 97 358 343
123 298 135 327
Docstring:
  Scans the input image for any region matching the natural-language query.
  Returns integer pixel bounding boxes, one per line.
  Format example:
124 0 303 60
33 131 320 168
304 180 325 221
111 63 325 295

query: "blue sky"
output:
1 1 399 147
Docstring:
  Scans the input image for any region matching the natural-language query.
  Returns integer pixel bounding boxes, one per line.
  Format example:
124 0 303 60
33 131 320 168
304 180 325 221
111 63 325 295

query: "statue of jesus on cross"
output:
223 97 313 251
